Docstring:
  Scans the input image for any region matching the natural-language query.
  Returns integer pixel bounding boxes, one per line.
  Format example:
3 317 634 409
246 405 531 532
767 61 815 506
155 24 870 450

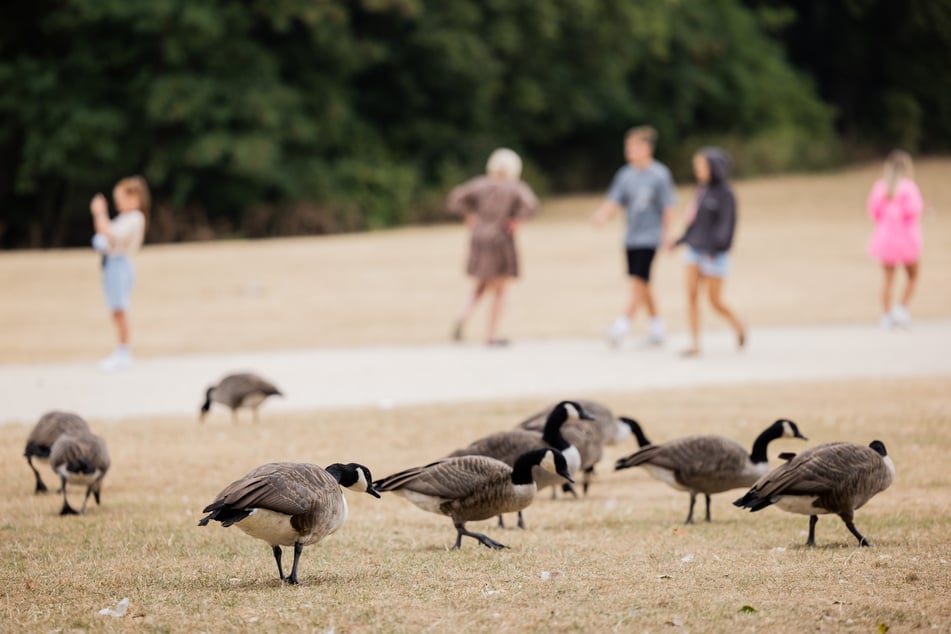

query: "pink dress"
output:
867 178 923 265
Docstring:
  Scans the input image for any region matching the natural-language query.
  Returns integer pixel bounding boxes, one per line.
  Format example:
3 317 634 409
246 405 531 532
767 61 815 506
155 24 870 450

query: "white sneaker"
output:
99 349 132 371
605 317 630 347
879 314 895 330
890 305 912 328
648 318 665 345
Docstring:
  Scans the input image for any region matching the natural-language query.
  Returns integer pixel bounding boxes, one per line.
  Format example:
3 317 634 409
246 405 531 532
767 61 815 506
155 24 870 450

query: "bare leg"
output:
485 278 508 343
626 277 656 319
112 310 130 345
881 265 895 314
685 264 701 353
900 262 919 308
707 277 745 346
454 281 488 340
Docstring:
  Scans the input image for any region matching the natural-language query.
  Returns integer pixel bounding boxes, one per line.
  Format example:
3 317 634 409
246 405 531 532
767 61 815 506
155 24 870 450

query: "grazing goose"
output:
617 417 652 448
450 400 592 527
615 419 807 524
199 372 283 422
733 440 894 547
198 462 380 585
49 430 110 516
517 399 609 495
373 448 573 550
24 411 90 493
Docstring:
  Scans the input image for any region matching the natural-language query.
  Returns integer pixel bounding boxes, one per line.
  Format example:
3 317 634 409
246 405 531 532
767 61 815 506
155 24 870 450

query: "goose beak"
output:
795 431 808 440
367 486 382 498
559 470 575 484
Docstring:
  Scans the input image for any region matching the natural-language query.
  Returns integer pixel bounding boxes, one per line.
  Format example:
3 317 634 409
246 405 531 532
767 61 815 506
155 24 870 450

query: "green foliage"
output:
0 0 855 247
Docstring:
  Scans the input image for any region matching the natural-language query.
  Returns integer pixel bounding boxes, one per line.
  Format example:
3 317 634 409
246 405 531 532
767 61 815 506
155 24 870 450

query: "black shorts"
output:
625 247 657 281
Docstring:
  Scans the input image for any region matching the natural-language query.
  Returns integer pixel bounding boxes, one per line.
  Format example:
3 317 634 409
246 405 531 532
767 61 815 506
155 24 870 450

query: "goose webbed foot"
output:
60 502 79 516
454 523 508 550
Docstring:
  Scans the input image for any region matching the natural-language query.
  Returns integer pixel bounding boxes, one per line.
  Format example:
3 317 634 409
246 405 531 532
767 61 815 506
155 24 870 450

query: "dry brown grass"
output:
1 159 950 363
2 377 950 633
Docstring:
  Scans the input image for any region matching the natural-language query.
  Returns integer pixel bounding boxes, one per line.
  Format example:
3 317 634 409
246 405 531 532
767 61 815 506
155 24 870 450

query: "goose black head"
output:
619 417 651 447
552 400 595 423
539 448 574 484
868 440 888 457
328 463 381 498
199 387 214 419
776 418 807 441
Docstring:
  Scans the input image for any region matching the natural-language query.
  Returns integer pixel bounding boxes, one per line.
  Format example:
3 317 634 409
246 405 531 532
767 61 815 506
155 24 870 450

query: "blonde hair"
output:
116 175 151 222
883 150 913 198
486 148 522 180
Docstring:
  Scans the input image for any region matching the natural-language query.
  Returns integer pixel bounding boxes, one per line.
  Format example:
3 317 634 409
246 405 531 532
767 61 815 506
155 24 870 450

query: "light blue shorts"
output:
684 246 730 278
102 255 135 311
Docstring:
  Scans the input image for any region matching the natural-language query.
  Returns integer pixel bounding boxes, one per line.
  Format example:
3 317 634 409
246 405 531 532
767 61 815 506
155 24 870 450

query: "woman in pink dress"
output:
447 148 538 346
867 150 924 328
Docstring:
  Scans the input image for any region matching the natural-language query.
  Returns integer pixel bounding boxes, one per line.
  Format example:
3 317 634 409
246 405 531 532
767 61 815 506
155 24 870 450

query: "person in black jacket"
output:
671 148 746 356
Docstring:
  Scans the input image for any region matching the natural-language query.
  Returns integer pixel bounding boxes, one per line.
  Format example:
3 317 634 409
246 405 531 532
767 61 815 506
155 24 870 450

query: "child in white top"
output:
90 176 149 371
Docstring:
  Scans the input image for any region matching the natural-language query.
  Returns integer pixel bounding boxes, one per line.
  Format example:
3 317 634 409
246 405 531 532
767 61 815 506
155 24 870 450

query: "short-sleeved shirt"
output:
606 161 676 248
107 210 146 256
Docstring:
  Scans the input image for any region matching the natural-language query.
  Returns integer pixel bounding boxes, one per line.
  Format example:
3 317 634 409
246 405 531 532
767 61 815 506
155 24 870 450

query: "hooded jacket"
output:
676 148 736 253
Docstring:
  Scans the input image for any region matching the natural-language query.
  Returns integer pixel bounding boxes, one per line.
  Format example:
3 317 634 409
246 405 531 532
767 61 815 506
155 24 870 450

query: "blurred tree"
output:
0 0 842 248
744 0 951 153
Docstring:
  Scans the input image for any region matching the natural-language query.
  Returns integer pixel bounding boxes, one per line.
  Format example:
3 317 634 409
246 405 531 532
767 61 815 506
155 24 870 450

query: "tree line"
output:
1 0 948 248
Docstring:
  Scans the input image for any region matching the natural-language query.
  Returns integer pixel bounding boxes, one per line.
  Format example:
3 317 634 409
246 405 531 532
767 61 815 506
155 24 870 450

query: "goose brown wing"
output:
375 456 511 499
204 463 335 516
747 442 853 498
26 412 90 456
448 430 546 466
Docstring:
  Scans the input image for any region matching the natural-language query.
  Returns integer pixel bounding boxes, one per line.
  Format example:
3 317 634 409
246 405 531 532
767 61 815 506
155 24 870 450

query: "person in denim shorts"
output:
671 148 745 356
90 176 149 371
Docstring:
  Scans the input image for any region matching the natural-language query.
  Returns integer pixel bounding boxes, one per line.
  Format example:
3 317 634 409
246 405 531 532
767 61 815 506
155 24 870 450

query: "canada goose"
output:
373 448 573 550
199 373 283 422
198 462 380 585
615 419 807 524
49 430 110 516
450 400 592 526
24 411 90 493
617 417 652 448
733 440 894 547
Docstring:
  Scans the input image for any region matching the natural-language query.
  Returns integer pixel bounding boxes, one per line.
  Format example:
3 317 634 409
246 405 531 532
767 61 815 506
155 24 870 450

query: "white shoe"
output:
879 314 895 330
605 317 630 347
648 319 665 345
890 305 912 328
99 349 132 371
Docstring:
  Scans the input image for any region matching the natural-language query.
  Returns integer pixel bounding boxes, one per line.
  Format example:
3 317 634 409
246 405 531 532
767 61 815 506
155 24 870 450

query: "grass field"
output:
2 378 950 632
2 161 950 632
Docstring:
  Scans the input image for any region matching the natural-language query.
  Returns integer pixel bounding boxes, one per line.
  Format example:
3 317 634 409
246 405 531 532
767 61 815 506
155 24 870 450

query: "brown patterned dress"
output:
447 176 538 280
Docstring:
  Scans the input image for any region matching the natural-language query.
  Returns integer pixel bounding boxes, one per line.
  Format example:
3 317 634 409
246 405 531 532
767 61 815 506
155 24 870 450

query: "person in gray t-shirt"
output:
593 125 677 347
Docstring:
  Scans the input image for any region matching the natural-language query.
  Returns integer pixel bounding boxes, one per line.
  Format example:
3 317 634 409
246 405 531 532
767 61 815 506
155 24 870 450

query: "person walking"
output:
671 147 745 356
593 126 676 347
448 148 538 346
866 150 924 328
90 175 149 371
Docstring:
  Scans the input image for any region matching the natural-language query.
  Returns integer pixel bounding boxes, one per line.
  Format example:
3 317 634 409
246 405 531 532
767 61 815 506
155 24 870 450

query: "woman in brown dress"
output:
448 148 538 346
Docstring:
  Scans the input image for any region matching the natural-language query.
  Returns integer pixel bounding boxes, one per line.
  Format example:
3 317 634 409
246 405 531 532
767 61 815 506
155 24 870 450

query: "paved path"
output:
2 321 949 425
